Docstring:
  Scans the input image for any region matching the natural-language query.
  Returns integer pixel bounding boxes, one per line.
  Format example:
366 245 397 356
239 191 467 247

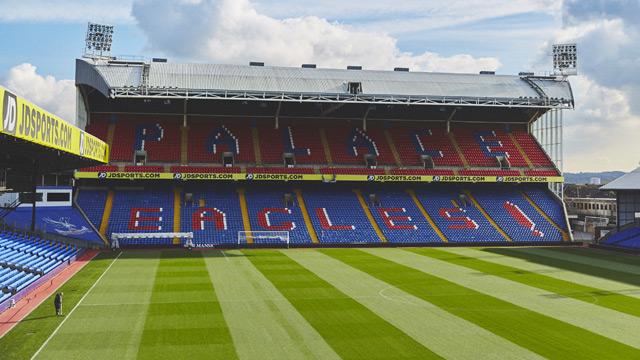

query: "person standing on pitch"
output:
54 292 63 316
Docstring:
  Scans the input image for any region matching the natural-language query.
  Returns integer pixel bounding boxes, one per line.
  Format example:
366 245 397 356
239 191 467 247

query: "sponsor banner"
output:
75 171 563 183
0 85 108 163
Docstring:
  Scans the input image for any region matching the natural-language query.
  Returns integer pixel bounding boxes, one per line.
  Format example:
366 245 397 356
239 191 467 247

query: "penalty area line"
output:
30 251 123 360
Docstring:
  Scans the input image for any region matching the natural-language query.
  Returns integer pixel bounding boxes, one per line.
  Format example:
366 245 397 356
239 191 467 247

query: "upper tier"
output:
82 115 559 176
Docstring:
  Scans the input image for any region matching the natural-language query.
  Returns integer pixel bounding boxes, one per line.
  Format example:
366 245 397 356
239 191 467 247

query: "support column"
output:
30 163 38 232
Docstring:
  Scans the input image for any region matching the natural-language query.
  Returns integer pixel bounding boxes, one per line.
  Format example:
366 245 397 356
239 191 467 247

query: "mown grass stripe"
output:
329 248 639 359
403 248 640 350
203 250 340 360
545 247 640 267
487 248 640 287
516 248 640 275
136 251 237 360
445 248 640 300
245 249 441 359
434 248 640 318
0 251 119 360
34 251 161 360
287 250 543 360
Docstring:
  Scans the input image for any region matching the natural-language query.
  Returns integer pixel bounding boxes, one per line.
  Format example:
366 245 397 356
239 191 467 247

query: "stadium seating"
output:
458 169 522 176
84 117 109 143
524 187 567 229
600 226 640 250
244 186 312 244
187 118 256 164
323 124 395 166
79 165 119 172
390 169 455 176
363 187 442 244
524 169 561 176
471 185 564 242
181 185 244 245
256 121 327 165
124 165 165 172
248 167 315 174
84 117 560 181
0 231 79 302
77 183 568 246
106 188 174 246
171 166 241 173
302 186 381 244
77 189 108 229
454 127 526 167
414 185 506 243
388 123 464 167
320 168 385 175
512 130 555 167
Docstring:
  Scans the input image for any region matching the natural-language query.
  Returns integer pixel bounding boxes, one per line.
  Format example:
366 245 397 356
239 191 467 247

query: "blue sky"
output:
0 0 638 172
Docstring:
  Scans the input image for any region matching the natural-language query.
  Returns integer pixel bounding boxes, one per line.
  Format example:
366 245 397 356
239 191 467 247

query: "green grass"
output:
0 251 119 360
2 247 640 360
321 248 639 359
420 248 640 317
486 248 640 287
245 250 440 359
136 251 236 359
545 247 640 266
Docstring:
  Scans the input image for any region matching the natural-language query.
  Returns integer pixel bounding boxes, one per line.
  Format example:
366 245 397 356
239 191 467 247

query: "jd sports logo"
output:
433 176 441 182
173 173 183 180
98 172 107 179
2 91 17 134
496 176 505 182
245 173 254 180
367 175 375 181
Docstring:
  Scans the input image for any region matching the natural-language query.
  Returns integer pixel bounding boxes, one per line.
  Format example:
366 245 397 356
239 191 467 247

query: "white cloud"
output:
3 63 76 124
132 0 501 73
564 76 640 172
252 0 562 35
536 0 640 172
0 0 133 23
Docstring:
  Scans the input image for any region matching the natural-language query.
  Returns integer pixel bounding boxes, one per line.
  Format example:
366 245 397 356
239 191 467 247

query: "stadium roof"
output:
601 167 640 191
76 58 574 109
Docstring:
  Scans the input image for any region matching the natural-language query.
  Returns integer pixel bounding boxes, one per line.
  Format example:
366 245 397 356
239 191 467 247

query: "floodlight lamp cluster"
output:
85 23 114 54
552 43 577 76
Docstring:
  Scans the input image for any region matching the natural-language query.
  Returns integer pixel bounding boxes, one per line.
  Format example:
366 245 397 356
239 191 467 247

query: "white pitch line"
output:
220 249 229 262
30 251 123 360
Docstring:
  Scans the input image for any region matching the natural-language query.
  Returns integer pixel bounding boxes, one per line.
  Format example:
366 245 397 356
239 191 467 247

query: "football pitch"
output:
2 247 640 359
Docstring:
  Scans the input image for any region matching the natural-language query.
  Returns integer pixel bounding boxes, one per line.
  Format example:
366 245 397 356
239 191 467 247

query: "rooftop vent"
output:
479 71 495 75
518 71 535 76
347 65 363 70
394 67 410 72
152 58 167 63
249 62 264 67
302 64 317 69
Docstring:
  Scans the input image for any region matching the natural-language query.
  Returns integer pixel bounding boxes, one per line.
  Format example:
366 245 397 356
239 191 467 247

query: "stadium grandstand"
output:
6 25 640 360
0 85 108 313
597 168 640 252
72 57 573 247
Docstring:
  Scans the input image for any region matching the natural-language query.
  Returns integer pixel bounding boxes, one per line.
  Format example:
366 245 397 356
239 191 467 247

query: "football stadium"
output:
1 20 639 360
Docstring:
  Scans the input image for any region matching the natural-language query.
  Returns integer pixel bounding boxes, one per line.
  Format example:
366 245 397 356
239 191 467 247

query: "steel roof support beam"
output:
110 88 572 109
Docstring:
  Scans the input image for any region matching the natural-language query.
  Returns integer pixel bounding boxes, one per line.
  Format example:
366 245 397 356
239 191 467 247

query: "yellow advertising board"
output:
1 85 108 163
74 171 563 183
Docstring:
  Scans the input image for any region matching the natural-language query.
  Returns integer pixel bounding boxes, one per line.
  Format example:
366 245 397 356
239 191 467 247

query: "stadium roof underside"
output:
77 59 574 117
0 133 104 173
